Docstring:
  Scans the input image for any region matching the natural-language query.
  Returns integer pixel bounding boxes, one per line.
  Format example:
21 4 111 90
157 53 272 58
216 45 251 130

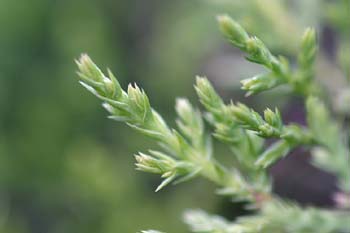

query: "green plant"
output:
75 13 350 233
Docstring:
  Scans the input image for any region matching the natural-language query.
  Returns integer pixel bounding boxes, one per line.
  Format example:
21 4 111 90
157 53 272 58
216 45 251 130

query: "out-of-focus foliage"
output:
1 0 349 233
184 200 350 233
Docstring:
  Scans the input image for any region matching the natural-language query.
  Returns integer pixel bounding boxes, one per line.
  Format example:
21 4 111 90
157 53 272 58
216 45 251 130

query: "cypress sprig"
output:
195 76 262 170
218 15 320 97
195 76 313 168
229 100 314 168
218 15 290 95
76 54 263 199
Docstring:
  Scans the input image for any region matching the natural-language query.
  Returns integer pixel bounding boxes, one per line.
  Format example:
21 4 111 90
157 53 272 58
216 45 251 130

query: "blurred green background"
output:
0 0 348 232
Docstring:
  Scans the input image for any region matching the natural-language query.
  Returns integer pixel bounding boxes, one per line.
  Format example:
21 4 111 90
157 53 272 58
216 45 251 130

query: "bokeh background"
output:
0 0 349 232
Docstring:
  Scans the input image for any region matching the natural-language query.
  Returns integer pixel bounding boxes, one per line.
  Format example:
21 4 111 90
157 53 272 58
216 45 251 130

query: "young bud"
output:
135 153 163 174
263 108 282 130
76 54 104 82
301 28 317 55
195 76 224 113
258 123 279 137
246 37 273 67
135 152 176 174
299 28 317 69
241 73 282 95
127 84 151 122
175 98 193 123
217 15 249 48
175 98 204 148
135 151 198 192
103 77 115 97
230 103 263 129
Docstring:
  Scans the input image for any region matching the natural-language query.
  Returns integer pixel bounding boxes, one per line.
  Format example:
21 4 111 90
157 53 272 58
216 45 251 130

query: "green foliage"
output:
77 54 257 200
75 7 350 233
195 76 313 169
195 77 264 172
218 15 320 97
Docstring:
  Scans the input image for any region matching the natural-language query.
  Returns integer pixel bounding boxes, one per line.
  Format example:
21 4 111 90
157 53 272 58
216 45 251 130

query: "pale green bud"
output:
246 37 273 67
195 76 224 113
241 73 282 95
175 98 204 147
230 103 263 129
77 54 124 100
258 123 279 137
135 151 198 192
299 28 317 68
263 108 282 130
135 153 163 174
175 98 193 123
127 84 151 123
217 15 249 48
135 152 175 174
301 28 317 55
102 77 115 97
76 54 104 82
